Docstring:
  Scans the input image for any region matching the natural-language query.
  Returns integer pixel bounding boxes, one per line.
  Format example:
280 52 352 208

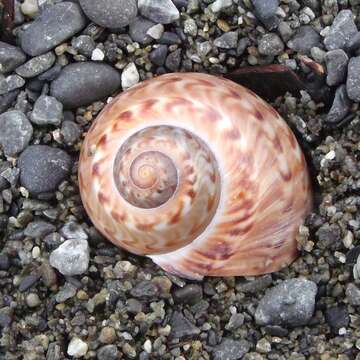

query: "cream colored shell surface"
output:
78 72 312 280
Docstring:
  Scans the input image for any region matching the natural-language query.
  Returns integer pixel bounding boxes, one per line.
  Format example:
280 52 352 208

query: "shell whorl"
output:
79 72 312 279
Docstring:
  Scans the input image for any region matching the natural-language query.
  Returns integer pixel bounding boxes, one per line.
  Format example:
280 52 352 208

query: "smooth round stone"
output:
79 0 137 28
20 2 87 57
60 121 81 146
138 0 179 24
129 17 155 45
30 95 63 126
25 293 41 307
0 42 27 74
67 337 88 358
50 62 120 109
0 110 33 157
18 145 72 194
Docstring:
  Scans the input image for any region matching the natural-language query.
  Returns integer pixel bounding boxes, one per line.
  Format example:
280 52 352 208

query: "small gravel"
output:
0 42 27 74
258 33 284 56
212 339 250 360
30 95 63 126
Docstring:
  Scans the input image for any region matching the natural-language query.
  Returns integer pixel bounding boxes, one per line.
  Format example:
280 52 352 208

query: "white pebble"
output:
91 48 105 61
143 339 152 353
32 246 40 259
67 338 88 358
147 24 165 40
21 0 39 17
339 327 347 335
209 0 233 13
325 150 336 160
121 62 139 90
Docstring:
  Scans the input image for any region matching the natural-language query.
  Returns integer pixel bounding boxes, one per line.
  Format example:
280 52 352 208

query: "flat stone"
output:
138 0 179 24
149 45 168 66
20 2 87 56
346 56 360 102
325 49 348 86
212 339 250 360
50 62 120 109
129 17 155 45
60 121 81 146
30 95 63 126
15 52 55 78
0 42 27 74
0 110 33 156
287 25 321 55
252 0 279 30
0 75 25 95
170 311 200 339
24 220 56 238
37 64 62 81
173 284 203 305
214 31 238 49
79 0 137 28
18 145 72 194
326 84 351 124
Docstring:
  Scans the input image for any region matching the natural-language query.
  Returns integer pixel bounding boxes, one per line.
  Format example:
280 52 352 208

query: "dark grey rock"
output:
255 278 317 327
346 56 360 102
258 33 284 56
79 0 137 28
0 110 33 157
346 31 360 53
37 64 62 81
278 21 293 42
18 145 72 194
60 222 88 240
0 254 10 270
44 232 63 251
1 166 19 187
165 49 182 71
225 313 245 331
0 90 20 114
0 42 27 74
138 0 179 24
30 95 63 126
212 339 250 360
15 52 55 78
324 10 358 51
55 282 77 303
159 31 181 45
264 325 289 337
130 280 159 299
252 0 279 30
326 85 351 124
97 345 119 360
346 283 360 306
60 121 81 146
325 49 348 86
0 75 25 95
173 284 203 305
20 2 87 57
287 26 321 55
71 35 96 58
0 312 12 328
149 45 168 66
50 62 120 109
236 275 272 294
316 223 341 250
129 17 155 45
126 298 143 314
49 238 90 276
170 311 200 339
24 221 56 238
214 31 238 49
19 274 40 292
325 306 349 333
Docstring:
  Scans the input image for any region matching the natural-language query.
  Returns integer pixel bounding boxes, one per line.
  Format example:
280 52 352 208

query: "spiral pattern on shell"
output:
79 73 312 280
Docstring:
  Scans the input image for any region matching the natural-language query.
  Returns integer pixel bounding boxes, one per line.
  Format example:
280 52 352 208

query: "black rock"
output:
0 75 25 95
346 56 360 102
30 95 63 126
129 17 155 45
24 221 56 238
325 49 348 87
0 110 33 156
165 49 182 71
0 90 20 114
0 254 10 270
212 339 250 360
18 145 72 194
170 311 200 339
20 2 87 57
97 345 119 360
159 32 181 45
236 275 272 293
325 306 349 334
287 26 321 55
71 35 96 58
326 85 351 124
50 62 120 109
15 52 55 78
264 325 289 337
149 45 168 66
61 121 81 146
37 64 62 82
252 0 279 30
173 284 203 305
79 0 137 28
0 41 27 74
130 280 159 299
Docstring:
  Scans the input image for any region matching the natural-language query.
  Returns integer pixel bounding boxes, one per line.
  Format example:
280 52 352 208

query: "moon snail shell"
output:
78 72 312 280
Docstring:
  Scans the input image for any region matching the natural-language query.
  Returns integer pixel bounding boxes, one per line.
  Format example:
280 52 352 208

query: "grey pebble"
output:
20 2 87 57
138 0 179 24
44 232 63 251
97 345 119 360
324 10 358 51
19 273 40 292
18 145 72 194
46 343 62 360
258 33 284 56
0 110 33 157
37 64 62 82
255 278 317 327
165 49 182 71
173 284 203 305
0 254 10 270
149 45 168 66
60 222 88 240
130 280 159 299
214 31 238 49
71 35 96 58
49 238 90 276
325 306 349 333
79 0 137 28
252 0 279 30
183 18 197 36
212 338 250 360
15 52 55 78
170 311 200 339
346 56 360 102
326 84 351 124
30 95 63 126
50 62 120 109
325 49 348 86
24 220 56 238
129 17 155 45
60 121 81 146
278 21 293 42
0 75 25 95
56 282 77 303
0 90 20 114
236 275 272 294
225 313 245 331
346 283 360 306
0 312 12 328
126 298 143 314
0 42 27 74
346 31 360 53
159 32 181 45
287 25 321 55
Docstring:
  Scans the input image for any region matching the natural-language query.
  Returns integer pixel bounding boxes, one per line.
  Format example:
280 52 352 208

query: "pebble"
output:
278 21 293 42
126 298 143 314
55 282 77 303
252 0 279 30
50 62 120 108
183 18 198 36
325 306 349 334
37 64 62 81
325 49 348 86
18 145 72 194
97 345 119 360
20 2 87 57
287 25 321 55
49 238 90 276
91 48 105 61
149 45 168 66
79 0 137 28
256 338 271 354
99 326 117 344
129 17 155 45
0 312 12 328
20 0 38 17
173 284 203 305
225 313 245 330
30 95 63 126
60 121 81 145
214 31 238 49
255 278 317 327
258 33 284 56
346 283 360 306
19 274 40 292
326 84 351 124
130 280 159 299
71 35 96 58
24 220 56 238
67 337 88 358
138 0 179 24
60 222 88 240
121 62 139 89
0 42 26 74
212 339 250 360
236 275 272 294
0 110 33 157
0 90 20 114
346 56 360 102
324 10 358 51
146 24 164 40
170 311 200 339
0 254 10 270
26 293 41 308
209 0 232 13
159 32 181 45
165 49 182 71
0 75 25 95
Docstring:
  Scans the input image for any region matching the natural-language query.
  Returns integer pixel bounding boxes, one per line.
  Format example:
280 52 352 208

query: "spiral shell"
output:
78 73 312 280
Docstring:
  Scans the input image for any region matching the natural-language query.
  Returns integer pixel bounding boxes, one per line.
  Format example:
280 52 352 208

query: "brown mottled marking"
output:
98 192 110 204
168 201 184 225
142 99 158 112
92 163 100 176
118 110 133 122
168 97 193 109
209 171 216 183
225 128 241 140
97 133 108 147
205 108 221 123
207 195 216 211
254 109 264 122
136 222 155 231
197 241 234 260
111 210 127 223
228 89 242 99
273 136 283 153
228 223 253 236
280 169 292 181
187 189 196 201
